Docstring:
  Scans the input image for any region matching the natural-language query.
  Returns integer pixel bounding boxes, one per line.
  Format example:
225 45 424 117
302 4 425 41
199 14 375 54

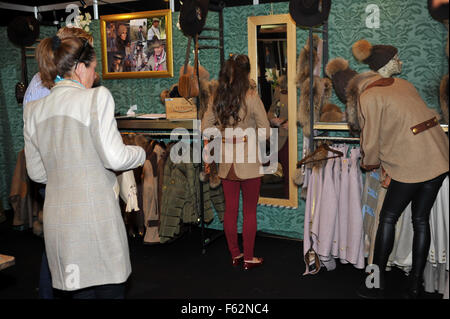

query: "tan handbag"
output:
178 35 199 99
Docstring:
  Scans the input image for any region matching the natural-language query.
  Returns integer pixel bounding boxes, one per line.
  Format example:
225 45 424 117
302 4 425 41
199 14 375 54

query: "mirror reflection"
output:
256 23 290 200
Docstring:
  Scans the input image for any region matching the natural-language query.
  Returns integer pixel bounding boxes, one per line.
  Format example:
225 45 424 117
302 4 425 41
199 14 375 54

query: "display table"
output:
0 254 15 271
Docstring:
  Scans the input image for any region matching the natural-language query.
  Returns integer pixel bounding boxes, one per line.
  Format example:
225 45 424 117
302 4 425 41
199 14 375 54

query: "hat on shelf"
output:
352 39 398 71
320 103 344 122
7 16 40 47
325 57 358 104
428 0 449 22
289 0 332 28
179 0 209 37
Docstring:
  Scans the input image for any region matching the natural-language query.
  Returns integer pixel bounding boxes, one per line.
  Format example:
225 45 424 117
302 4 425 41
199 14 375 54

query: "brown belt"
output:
222 136 248 144
410 117 439 135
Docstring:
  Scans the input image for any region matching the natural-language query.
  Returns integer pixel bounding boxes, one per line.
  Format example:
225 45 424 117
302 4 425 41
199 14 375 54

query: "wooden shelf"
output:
314 122 350 130
0 254 15 271
314 122 449 133
116 118 195 131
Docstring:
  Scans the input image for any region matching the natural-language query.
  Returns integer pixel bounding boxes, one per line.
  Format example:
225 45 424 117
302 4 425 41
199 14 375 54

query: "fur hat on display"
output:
179 0 209 37
289 0 332 27
296 34 321 87
325 57 358 104
297 76 332 137
320 103 345 122
428 0 449 22
352 39 398 72
7 16 40 47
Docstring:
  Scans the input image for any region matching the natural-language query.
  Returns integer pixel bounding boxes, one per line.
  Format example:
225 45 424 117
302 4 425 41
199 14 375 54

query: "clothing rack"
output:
117 119 213 253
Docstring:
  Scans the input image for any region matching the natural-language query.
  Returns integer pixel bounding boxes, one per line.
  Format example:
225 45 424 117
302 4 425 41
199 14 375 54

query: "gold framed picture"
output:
100 9 173 79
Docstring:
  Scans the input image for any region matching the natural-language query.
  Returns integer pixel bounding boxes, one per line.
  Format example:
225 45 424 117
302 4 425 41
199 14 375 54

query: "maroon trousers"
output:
221 177 262 261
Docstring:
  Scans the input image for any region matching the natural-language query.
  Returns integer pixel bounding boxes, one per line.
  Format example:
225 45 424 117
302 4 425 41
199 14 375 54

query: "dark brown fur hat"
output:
325 58 358 104
320 103 345 122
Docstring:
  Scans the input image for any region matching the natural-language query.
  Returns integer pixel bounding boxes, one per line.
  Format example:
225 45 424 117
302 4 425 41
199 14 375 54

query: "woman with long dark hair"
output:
202 54 271 270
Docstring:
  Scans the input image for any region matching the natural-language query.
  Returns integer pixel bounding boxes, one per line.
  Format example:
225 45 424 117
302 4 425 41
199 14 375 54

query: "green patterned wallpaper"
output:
0 1 447 240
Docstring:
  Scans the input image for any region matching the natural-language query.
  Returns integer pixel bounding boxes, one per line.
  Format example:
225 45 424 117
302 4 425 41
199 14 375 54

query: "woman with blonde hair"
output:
24 33 145 298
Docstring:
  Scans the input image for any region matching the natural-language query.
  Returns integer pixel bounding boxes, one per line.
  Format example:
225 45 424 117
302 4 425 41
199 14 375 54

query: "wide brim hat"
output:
7 16 40 47
428 0 449 22
289 0 332 28
179 0 209 37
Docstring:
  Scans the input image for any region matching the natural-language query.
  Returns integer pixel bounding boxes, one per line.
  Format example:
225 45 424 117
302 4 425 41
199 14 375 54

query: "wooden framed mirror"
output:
248 14 298 208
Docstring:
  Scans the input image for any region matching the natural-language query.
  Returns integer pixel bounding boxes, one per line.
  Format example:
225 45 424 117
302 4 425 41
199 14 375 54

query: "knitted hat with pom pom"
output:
352 39 398 71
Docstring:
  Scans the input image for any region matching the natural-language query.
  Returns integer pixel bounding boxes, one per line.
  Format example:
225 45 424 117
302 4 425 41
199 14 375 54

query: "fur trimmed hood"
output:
345 71 381 135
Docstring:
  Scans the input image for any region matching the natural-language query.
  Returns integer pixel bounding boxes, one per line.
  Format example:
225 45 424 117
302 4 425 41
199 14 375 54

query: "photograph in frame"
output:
100 9 173 79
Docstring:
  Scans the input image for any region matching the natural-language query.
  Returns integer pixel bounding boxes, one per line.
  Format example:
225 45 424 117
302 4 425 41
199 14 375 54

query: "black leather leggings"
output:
373 172 447 286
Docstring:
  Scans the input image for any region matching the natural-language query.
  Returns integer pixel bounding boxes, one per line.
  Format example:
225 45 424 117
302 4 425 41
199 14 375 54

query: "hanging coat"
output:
316 152 339 271
337 145 349 263
346 147 365 269
424 176 449 295
303 166 323 275
143 141 166 244
331 144 346 258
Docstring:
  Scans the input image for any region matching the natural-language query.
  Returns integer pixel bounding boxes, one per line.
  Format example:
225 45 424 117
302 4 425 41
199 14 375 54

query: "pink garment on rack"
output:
316 152 339 271
303 166 323 275
332 144 345 258
346 147 365 269
338 145 350 263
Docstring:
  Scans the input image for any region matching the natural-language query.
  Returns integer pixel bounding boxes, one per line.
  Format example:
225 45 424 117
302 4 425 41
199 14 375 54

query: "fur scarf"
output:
344 71 380 136
296 34 320 87
297 76 332 137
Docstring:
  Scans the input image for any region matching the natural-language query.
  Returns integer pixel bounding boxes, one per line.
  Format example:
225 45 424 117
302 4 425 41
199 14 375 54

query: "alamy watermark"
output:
65 264 80 290
365 4 380 29
365 264 380 289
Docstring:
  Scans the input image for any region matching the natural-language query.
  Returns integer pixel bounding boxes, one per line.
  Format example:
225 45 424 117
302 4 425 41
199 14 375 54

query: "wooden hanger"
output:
296 143 343 168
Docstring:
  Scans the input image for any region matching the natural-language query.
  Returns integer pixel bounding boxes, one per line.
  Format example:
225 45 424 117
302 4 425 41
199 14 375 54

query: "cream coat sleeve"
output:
23 103 47 184
359 92 382 169
91 86 146 171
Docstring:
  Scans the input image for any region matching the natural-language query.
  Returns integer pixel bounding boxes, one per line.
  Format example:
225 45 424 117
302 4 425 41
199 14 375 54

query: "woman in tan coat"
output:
202 54 271 270
350 40 449 299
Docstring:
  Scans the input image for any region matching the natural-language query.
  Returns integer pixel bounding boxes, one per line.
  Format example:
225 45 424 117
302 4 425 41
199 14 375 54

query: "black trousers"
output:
72 283 125 299
373 172 447 286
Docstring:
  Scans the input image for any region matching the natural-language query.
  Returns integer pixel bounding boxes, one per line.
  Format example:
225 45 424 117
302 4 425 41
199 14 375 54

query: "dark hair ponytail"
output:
36 35 95 89
213 54 251 128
